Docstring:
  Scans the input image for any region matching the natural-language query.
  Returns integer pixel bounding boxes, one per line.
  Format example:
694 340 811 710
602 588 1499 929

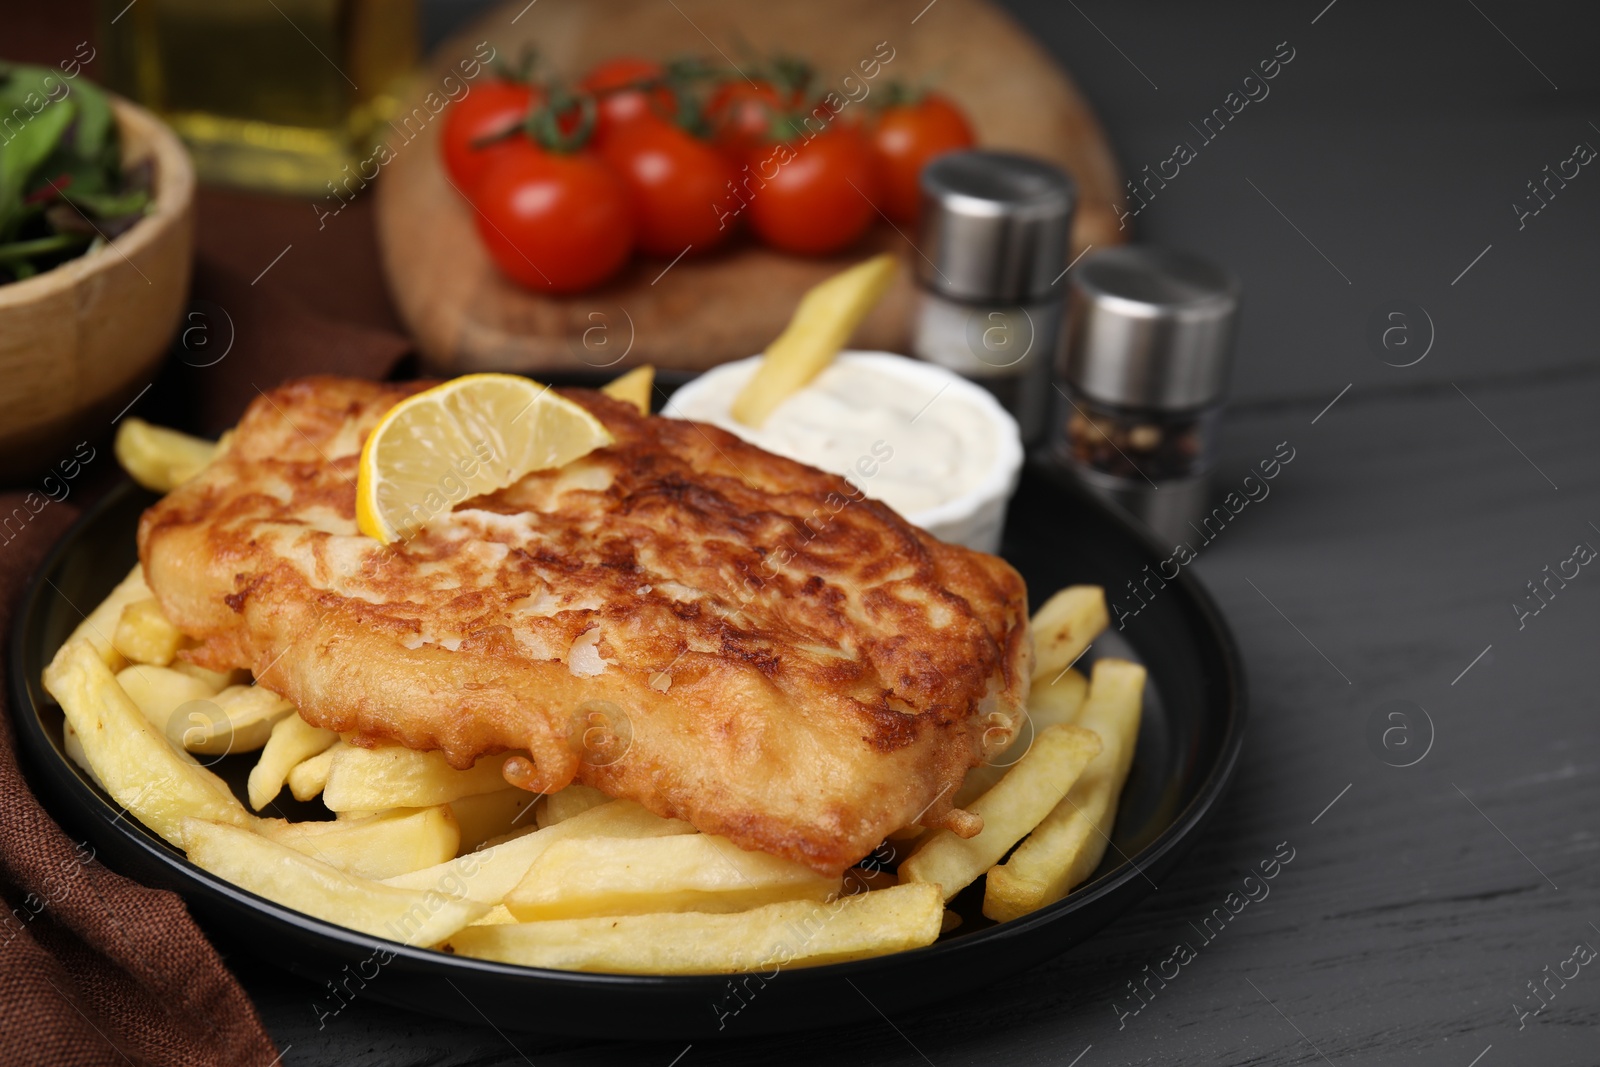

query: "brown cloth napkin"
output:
0 259 411 1066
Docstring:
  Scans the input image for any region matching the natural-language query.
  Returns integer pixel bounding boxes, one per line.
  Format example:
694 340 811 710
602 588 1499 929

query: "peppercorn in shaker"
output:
912 151 1076 443
1054 246 1240 544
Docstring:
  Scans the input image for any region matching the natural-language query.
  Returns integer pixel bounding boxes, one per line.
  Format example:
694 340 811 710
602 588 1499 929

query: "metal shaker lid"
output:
916 150 1076 303
1064 246 1240 410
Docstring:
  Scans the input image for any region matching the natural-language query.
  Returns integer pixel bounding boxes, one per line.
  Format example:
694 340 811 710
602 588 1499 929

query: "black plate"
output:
10 466 1244 1039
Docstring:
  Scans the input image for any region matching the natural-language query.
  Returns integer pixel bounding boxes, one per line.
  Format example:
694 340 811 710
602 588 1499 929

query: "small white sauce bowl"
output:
663 351 1024 554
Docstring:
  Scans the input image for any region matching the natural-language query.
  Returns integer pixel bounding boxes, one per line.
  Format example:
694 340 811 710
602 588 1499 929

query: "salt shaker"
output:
1054 246 1240 544
912 151 1076 443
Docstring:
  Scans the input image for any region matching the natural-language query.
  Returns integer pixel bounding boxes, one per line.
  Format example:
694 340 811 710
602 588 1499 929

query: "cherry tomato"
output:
440 80 538 193
705 80 785 155
579 57 675 143
744 125 880 256
471 140 635 293
598 118 739 257
869 93 975 225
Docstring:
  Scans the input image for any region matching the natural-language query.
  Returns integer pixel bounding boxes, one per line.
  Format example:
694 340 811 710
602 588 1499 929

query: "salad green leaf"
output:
0 63 150 283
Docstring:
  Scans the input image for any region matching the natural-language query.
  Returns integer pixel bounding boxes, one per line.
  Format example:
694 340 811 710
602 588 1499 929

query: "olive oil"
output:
97 0 417 194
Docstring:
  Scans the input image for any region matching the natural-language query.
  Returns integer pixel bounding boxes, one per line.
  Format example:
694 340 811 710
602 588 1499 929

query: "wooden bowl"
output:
0 96 194 484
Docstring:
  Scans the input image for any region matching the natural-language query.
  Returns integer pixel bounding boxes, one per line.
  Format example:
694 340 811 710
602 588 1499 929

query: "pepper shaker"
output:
1054 246 1241 544
912 150 1076 443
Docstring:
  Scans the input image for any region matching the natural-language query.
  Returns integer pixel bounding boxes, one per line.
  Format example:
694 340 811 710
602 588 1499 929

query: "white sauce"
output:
666 355 1000 518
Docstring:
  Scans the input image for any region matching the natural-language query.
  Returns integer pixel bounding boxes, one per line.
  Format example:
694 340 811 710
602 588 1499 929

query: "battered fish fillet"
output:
138 377 1031 874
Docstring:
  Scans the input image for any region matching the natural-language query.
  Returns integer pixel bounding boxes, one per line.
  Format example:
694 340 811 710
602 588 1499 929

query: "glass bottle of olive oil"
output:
97 0 417 194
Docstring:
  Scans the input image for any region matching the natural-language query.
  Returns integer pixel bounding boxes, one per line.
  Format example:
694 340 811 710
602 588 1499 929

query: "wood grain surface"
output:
374 0 1124 376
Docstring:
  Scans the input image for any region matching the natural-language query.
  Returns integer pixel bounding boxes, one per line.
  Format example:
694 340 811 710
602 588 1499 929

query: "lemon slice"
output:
356 374 613 544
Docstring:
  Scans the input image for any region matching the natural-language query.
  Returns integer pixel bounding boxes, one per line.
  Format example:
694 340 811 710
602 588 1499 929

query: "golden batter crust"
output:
138 376 1031 874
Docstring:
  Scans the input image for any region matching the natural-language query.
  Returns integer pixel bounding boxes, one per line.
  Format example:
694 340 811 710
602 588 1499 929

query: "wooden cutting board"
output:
374 0 1124 375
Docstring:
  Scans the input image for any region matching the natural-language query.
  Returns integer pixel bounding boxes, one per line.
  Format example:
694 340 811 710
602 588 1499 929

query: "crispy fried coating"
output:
138 377 1030 873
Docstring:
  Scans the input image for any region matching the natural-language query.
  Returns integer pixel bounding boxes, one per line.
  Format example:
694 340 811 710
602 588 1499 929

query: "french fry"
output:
600 365 654 414
1028 667 1090 730
258 807 460 880
42 641 254 846
176 684 296 756
445 882 944 974
62 721 95 782
114 417 218 492
322 745 514 811
182 819 486 945
731 253 898 427
1030 586 1109 685
983 658 1147 922
288 742 341 802
505 834 840 921
122 673 295 757
900 723 1101 901
448 787 539 851
472 904 519 926
382 800 693 905
51 565 148 673
536 783 608 829
112 598 184 667
171 662 249 690
249 713 340 810
114 665 217 730
955 668 1088 810
847 866 897 892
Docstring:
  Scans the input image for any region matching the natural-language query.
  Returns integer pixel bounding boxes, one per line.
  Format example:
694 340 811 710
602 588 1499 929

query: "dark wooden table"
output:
32 0 1600 1062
